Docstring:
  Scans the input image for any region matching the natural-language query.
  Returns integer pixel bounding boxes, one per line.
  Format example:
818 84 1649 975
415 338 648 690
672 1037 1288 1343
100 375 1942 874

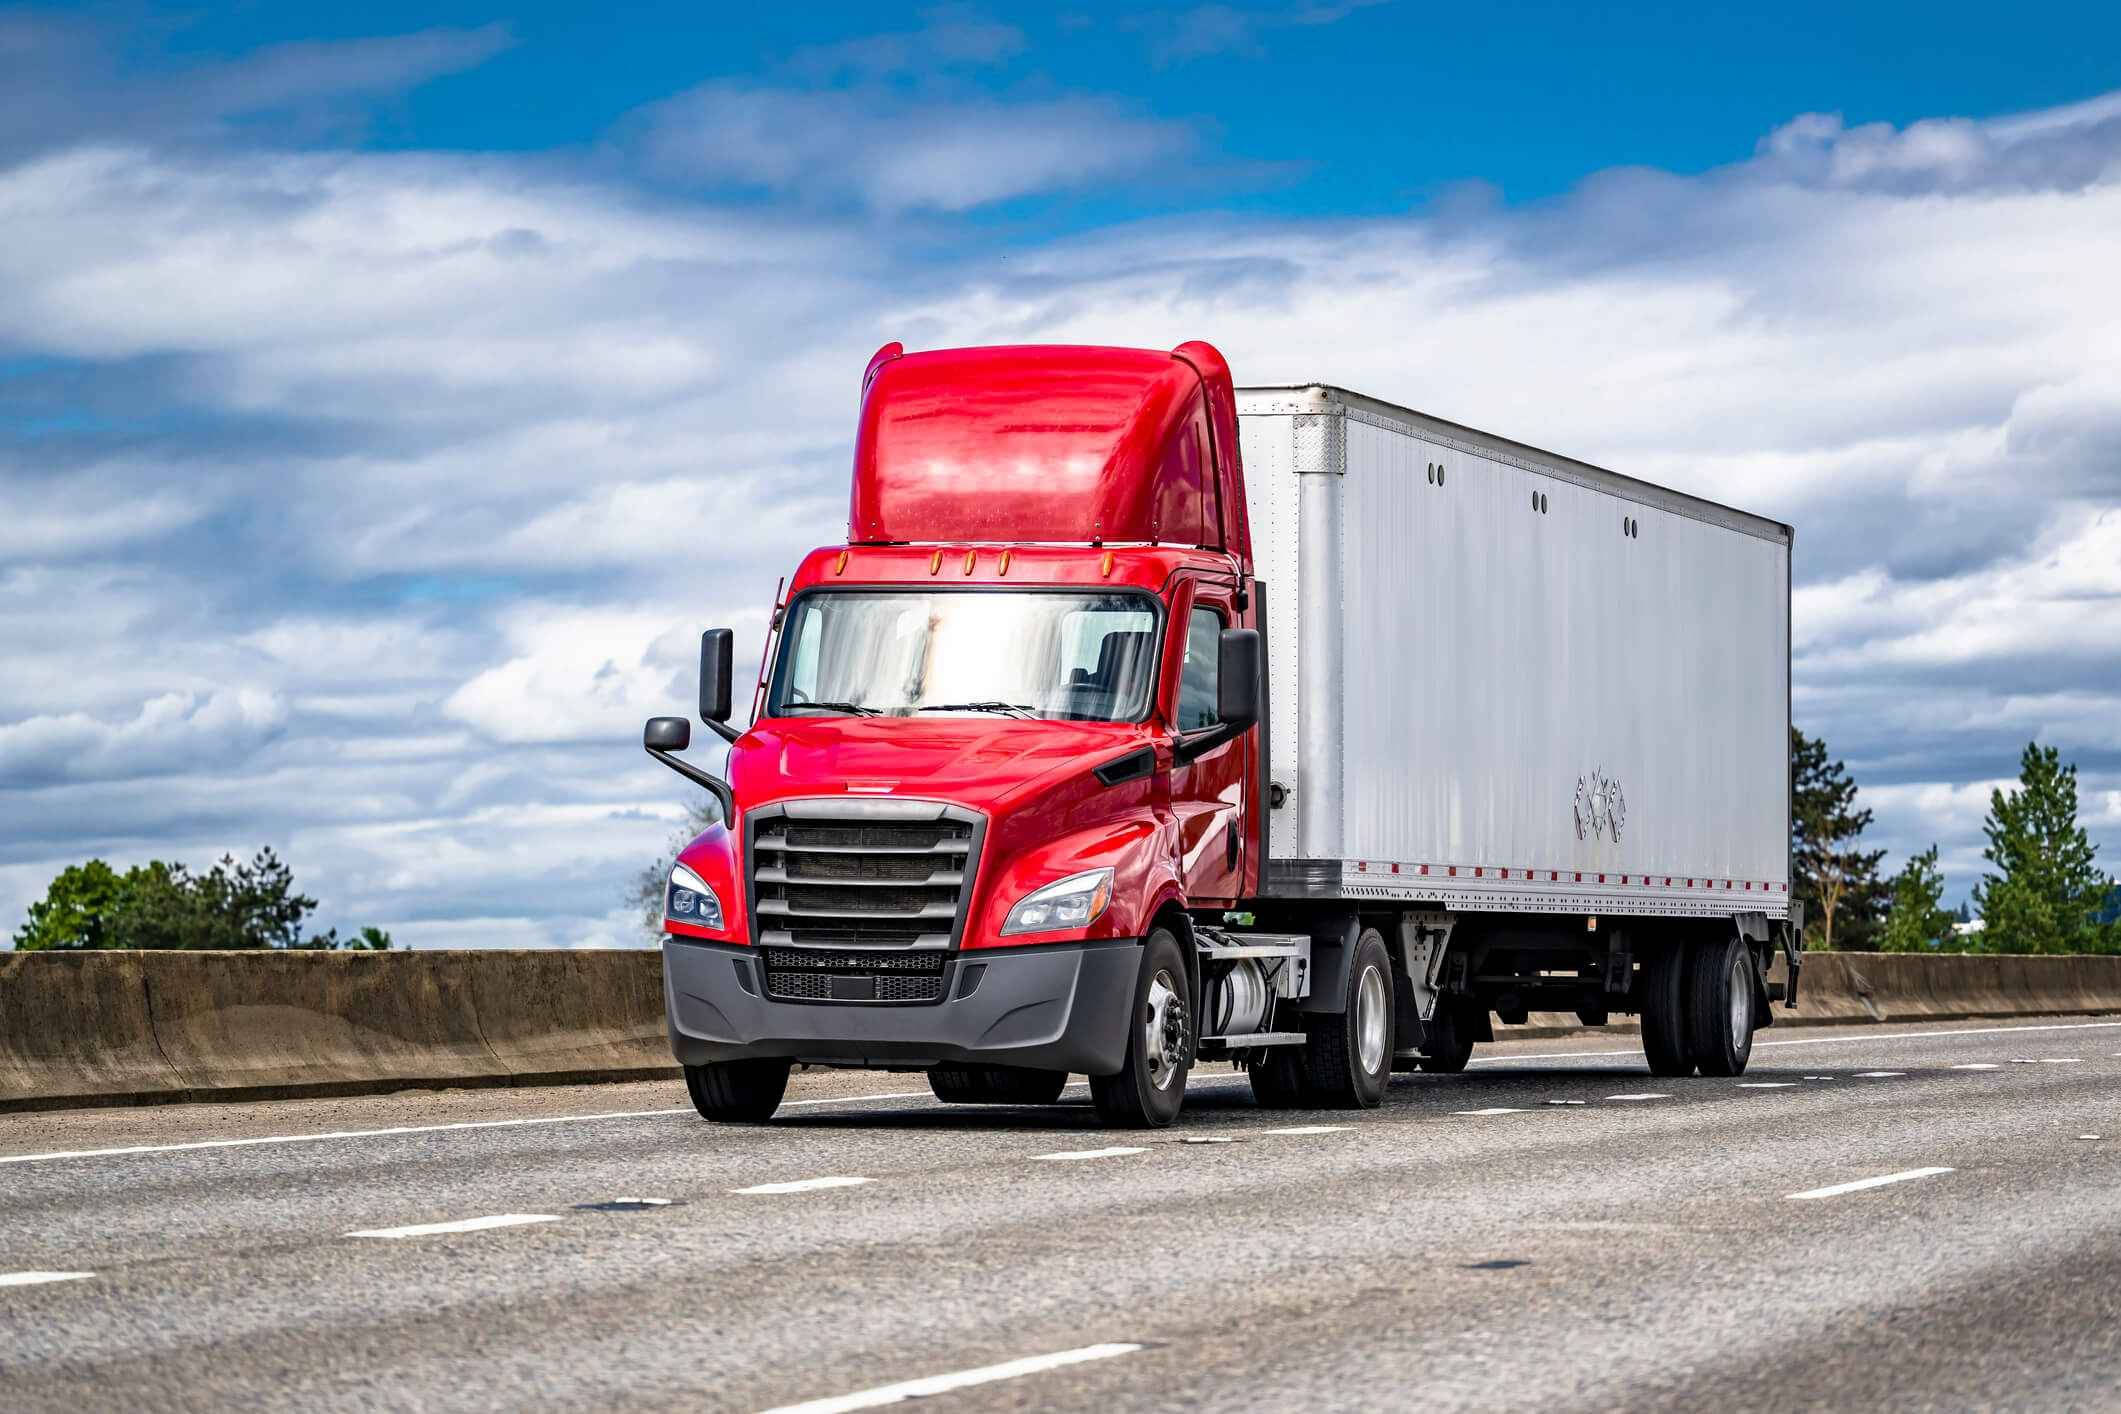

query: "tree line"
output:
11 847 391 951
1794 732 2119 954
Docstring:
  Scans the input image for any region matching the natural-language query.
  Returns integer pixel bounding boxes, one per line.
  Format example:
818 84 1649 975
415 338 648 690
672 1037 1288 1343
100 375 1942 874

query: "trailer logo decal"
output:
1574 770 1627 842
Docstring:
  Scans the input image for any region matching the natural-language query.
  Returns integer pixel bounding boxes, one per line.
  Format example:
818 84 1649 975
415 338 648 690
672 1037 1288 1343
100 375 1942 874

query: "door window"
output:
1175 607 1223 732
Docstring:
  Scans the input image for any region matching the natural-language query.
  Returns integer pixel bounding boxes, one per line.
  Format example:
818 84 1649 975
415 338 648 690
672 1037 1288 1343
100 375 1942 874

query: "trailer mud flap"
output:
1297 913 1358 1014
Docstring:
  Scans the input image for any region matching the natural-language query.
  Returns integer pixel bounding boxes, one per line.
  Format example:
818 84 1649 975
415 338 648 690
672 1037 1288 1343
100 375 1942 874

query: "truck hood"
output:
729 716 1150 814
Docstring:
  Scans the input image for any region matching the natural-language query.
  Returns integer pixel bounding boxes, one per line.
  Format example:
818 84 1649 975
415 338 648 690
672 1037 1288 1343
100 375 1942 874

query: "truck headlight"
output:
665 862 724 931
1000 868 1114 936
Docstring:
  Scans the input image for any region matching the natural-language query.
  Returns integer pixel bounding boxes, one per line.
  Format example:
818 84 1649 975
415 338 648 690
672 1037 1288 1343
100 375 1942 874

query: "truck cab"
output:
648 341 1305 1127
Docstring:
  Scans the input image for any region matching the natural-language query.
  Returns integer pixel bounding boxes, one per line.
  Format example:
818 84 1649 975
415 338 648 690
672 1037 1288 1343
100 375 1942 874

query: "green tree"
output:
12 860 134 950
1877 845 1957 952
1973 742 2119 954
14 848 394 951
1791 728 1889 949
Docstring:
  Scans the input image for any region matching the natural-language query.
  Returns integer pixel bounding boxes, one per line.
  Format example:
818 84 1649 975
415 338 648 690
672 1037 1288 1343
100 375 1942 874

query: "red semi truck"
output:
645 340 1799 1127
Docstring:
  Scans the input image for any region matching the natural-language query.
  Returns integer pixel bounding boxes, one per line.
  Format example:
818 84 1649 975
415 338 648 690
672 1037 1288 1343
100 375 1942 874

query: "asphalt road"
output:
2 1018 2117 1413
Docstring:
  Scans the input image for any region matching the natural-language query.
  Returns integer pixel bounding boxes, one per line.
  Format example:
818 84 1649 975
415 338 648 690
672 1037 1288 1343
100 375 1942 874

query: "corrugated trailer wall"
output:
1238 386 1791 919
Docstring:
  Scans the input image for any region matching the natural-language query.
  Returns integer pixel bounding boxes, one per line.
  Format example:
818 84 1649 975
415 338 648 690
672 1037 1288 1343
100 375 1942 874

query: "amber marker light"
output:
998 550 1011 575
1101 551 1114 577
834 551 848 575
928 550 943 575
963 549 977 574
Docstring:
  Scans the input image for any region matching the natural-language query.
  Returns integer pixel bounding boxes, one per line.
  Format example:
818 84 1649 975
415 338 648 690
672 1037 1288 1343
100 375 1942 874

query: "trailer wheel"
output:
1686 934 1757 1076
1416 1000 1477 1074
1300 927 1395 1107
1090 929 1193 1128
928 1065 1069 1105
684 1058 791 1123
1640 942 1696 1077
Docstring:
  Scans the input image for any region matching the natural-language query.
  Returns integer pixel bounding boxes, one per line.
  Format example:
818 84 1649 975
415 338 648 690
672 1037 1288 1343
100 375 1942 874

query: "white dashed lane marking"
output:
1454 1108 1529 1116
1260 1126 1350 1135
1606 1093 1671 1101
1855 1072 1905 1078
1738 1083 1796 1088
1032 1147 1145 1162
754 1343 1142 1414
733 1177 875 1194
1788 1167 1955 1201
1952 1064 2000 1070
0 1271 95 1288
346 1214 561 1239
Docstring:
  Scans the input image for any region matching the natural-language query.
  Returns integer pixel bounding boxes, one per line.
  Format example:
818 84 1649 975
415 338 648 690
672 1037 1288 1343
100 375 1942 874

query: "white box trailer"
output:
1234 384 1795 1078
1239 384 1791 915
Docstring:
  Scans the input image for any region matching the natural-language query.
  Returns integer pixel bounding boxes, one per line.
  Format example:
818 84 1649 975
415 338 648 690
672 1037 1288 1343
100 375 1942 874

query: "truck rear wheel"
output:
1300 927 1395 1107
1090 929 1192 1128
684 1058 791 1123
1640 942 1695 1077
928 1065 1069 1105
1416 999 1479 1074
1686 935 1756 1077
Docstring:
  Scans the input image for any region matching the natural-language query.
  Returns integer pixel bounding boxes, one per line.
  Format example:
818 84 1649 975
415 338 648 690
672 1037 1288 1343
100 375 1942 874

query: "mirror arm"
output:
700 719 742 745
645 745 734 820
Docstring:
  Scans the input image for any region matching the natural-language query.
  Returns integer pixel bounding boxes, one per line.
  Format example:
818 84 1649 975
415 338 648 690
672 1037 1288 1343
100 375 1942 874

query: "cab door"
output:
1168 576 1248 904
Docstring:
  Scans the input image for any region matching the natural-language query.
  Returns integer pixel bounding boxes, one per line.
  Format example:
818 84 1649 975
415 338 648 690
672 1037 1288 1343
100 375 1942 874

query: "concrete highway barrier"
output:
2 948 2116 1112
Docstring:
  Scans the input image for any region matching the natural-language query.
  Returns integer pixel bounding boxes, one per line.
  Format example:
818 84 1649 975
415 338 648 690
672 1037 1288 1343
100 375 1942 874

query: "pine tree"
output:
1791 728 1889 949
1972 742 2119 954
1878 845 1957 952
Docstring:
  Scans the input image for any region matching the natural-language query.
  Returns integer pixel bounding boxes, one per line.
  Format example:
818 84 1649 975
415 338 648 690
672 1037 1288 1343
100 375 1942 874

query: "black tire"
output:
1301 927 1395 1108
928 1065 1069 1105
1686 934 1757 1077
684 1058 791 1123
1247 1045 1309 1107
1417 999 1477 1074
1090 929 1193 1128
1641 941 1695 1077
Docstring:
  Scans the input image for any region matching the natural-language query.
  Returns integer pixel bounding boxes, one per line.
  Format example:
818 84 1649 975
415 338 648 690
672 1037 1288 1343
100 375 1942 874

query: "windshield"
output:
768 590 1162 723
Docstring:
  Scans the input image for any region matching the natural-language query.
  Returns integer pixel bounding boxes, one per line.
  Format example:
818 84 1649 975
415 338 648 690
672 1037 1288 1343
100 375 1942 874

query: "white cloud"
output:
1123 1 1393 65
7 78 2121 942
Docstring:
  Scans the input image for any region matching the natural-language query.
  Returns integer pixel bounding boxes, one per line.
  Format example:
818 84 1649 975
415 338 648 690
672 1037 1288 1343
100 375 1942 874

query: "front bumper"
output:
663 937 1142 1074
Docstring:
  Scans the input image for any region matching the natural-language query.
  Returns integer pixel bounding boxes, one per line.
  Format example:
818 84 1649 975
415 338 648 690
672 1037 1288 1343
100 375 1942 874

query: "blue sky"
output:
4 2 2121 944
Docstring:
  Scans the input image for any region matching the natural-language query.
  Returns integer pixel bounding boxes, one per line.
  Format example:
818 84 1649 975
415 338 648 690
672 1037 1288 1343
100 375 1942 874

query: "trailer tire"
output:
1686 934 1757 1077
1641 942 1695 1078
1417 1000 1477 1074
1090 929 1193 1128
1300 927 1395 1107
684 1058 791 1123
928 1065 1069 1105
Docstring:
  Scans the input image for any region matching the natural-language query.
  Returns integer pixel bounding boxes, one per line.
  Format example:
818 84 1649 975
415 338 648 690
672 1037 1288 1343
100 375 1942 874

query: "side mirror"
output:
699 628 734 724
1216 628 1260 730
644 716 691 751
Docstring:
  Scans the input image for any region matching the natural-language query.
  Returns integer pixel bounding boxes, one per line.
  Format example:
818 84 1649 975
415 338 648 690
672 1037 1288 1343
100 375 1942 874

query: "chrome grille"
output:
750 804 977 950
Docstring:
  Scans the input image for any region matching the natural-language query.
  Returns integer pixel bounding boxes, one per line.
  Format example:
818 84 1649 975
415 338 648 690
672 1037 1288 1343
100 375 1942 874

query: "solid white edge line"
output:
346 1213 561 1239
733 1177 874 1194
1468 1018 2121 1066
754 1343 1142 1414
1787 1167 1955 1200
0 1271 96 1287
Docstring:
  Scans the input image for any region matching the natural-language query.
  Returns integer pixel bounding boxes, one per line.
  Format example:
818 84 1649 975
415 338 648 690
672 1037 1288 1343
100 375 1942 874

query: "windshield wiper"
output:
783 701 881 716
916 701 1038 719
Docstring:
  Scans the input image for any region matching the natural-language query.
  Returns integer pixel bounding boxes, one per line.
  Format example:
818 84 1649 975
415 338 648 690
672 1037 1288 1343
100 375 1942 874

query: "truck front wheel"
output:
1090 929 1193 1128
684 1058 791 1123
1686 935 1757 1076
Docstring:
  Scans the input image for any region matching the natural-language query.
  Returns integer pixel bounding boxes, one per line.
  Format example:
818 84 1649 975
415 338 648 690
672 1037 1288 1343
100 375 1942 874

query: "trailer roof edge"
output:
1236 384 1793 547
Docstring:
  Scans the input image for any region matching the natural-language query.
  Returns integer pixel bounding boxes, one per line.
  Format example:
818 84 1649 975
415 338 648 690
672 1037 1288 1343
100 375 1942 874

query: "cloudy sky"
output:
4 1 2119 946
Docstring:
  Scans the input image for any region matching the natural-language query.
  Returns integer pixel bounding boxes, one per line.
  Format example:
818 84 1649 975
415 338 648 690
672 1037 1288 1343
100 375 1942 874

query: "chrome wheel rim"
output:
1728 954 1750 1050
1143 969 1188 1091
1356 963 1389 1075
